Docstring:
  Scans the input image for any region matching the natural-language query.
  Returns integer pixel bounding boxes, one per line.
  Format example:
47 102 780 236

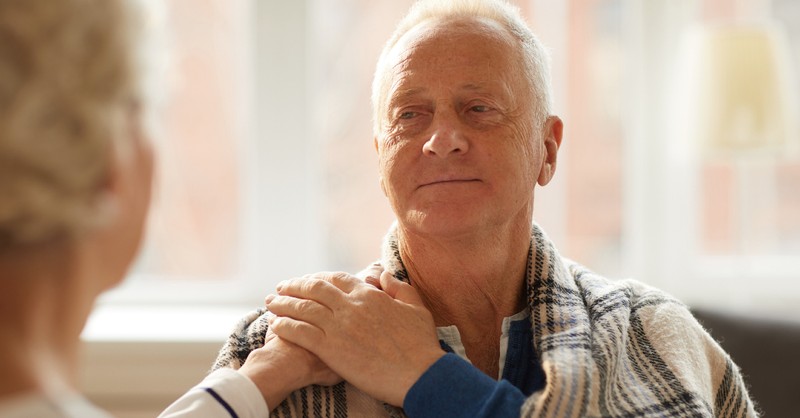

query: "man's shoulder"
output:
213 307 271 371
562 258 691 317
562 258 720 357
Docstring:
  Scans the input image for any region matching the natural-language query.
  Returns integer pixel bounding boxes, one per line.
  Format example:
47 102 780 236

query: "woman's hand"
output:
266 271 445 407
238 324 341 409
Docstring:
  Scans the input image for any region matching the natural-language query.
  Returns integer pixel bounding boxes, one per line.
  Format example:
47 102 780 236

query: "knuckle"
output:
301 279 323 294
277 317 304 335
267 296 287 313
308 271 332 280
296 298 316 312
269 316 285 331
355 285 382 301
330 271 352 281
279 278 298 293
285 318 302 332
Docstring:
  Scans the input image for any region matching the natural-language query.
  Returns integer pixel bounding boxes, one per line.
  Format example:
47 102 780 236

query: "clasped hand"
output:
265 270 445 407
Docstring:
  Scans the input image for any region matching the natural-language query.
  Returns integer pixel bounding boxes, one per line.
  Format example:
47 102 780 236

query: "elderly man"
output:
212 0 757 417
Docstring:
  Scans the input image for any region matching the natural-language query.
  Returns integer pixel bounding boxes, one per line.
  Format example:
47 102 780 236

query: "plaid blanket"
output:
212 224 757 417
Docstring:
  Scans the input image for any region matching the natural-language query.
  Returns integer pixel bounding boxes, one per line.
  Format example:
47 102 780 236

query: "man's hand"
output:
266 271 445 407
238 327 341 409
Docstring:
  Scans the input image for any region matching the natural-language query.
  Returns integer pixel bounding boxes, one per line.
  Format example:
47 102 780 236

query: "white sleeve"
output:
158 368 270 418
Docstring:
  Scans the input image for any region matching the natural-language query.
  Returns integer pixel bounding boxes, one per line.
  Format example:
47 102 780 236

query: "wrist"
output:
238 352 309 409
393 349 447 406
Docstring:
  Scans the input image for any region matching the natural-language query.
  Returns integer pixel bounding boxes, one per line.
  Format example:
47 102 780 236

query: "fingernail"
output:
276 281 285 292
265 294 275 304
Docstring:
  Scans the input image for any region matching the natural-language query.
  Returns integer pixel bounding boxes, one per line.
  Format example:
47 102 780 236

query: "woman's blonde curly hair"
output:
0 0 158 247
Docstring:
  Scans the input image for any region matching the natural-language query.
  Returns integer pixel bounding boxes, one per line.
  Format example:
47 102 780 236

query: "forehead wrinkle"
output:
387 85 427 109
461 83 487 91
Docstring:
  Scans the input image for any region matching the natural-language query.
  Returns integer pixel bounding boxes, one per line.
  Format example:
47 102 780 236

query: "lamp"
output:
688 22 797 157
681 21 799 255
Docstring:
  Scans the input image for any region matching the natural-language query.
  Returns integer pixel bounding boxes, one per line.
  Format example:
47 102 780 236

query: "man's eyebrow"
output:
389 83 488 102
386 83 498 113
387 87 426 108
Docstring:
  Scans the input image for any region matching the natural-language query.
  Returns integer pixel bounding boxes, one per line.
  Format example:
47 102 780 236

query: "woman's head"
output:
0 0 160 250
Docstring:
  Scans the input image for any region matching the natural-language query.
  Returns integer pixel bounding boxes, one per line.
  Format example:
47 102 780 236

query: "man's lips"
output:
417 178 481 189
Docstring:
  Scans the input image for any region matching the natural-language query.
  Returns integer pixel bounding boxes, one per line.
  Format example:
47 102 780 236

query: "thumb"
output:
380 270 424 306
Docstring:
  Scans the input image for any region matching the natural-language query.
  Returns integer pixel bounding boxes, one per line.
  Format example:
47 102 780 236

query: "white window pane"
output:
133 0 251 281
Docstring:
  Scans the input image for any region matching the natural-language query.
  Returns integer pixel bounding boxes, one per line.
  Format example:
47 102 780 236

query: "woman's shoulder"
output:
0 392 112 418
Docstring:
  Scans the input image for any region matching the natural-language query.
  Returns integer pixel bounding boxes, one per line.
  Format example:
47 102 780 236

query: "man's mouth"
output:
418 178 481 189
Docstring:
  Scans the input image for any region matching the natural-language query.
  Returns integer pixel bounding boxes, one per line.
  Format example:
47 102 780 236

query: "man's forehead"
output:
389 82 497 101
387 16 515 64
383 19 519 95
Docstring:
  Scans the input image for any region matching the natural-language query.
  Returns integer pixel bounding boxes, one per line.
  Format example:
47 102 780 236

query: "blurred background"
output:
79 0 800 416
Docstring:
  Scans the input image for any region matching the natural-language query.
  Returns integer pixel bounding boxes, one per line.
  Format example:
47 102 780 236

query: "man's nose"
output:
422 113 469 157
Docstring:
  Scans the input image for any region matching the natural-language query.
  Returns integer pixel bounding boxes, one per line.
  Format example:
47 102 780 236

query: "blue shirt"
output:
403 312 546 418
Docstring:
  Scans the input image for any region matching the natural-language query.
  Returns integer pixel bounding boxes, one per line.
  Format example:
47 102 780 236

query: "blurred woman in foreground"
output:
0 0 308 416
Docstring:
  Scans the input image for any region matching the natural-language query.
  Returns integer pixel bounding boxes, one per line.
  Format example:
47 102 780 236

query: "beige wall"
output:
79 341 221 417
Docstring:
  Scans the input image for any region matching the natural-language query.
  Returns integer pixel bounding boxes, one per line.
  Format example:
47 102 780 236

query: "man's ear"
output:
537 116 563 186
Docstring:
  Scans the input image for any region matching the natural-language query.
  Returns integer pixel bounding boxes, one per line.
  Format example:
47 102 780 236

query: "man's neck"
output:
396 219 531 378
397 221 531 333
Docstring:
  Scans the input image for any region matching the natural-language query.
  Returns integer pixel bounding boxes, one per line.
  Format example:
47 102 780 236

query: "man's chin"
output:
399 209 488 238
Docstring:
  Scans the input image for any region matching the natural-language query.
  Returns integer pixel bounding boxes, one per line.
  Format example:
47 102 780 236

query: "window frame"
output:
93 0 800 324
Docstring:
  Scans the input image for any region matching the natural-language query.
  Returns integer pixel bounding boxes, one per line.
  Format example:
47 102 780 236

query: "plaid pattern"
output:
212 224 757 417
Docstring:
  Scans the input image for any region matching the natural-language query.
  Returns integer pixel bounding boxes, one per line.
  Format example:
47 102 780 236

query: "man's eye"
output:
470 105 491 113
399 111 417 119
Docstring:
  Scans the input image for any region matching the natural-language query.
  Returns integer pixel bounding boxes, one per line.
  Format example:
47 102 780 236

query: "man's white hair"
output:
371 0 552 135
0 0 164 247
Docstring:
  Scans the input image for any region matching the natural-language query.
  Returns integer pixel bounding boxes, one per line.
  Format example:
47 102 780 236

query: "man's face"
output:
375 18 555 238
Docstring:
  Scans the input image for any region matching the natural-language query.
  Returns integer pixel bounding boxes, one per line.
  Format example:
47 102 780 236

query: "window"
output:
82 2 798 414
97 0 799 318
135 0 248 281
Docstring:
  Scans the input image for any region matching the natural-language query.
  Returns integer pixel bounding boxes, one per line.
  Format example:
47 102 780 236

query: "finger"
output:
281 272 366 298
380 270 425 306
264 294 276 306
314 271 363 294
277 277 346 309
268 316 325 353
263 327 277 345
356 262 384 281
267 295 332 327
